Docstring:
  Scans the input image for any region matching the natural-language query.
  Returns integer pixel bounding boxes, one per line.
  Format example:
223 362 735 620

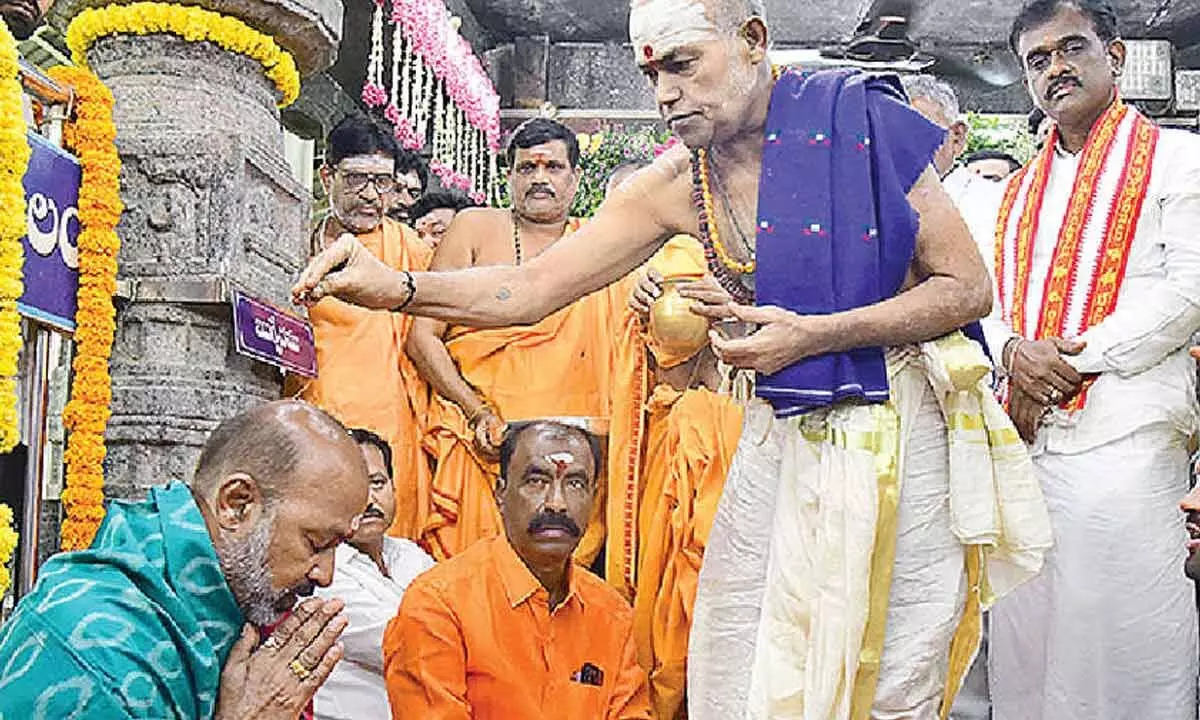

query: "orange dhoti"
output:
636 386 742 719
290 219 433 539
420 282 629 563
606 236 743 719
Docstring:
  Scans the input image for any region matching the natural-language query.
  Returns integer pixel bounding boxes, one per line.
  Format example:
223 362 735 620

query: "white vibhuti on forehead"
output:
546 452 575 467
629 0 721 62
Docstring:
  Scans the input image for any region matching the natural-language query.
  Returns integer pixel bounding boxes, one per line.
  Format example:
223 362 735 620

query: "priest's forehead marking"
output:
545 452 575 475
630 0 721 64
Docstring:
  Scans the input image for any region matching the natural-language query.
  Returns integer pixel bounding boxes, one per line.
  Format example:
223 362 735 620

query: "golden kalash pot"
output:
649 276 711 365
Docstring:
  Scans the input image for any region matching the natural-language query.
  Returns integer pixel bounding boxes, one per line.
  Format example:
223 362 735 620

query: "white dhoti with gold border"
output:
688 335 1052 720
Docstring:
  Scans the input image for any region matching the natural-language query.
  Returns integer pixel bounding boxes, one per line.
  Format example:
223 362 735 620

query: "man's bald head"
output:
192 400 359 501
193 400 370 625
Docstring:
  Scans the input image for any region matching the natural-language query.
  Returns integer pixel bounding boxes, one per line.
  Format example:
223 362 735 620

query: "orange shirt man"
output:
286 116 433 539
384 421 651 720
406 118 628 562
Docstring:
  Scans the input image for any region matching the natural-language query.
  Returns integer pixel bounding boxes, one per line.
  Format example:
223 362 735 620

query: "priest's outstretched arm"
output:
293 154 693 328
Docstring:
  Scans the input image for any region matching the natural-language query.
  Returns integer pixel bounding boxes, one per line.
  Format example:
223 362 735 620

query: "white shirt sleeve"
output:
316 541 433 675
960 178 1017 368
1066 132 1200 376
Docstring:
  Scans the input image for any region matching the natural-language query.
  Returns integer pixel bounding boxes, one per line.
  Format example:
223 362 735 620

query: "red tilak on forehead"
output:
643 44 655 60
545 452 574 477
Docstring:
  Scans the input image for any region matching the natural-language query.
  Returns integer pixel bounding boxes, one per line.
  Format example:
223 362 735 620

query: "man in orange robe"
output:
287 115 433 539
406 118 629 562
607 231 743 720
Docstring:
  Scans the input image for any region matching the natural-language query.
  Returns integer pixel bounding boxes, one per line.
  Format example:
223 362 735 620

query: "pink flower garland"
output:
390 0 500 151
362 83 387 107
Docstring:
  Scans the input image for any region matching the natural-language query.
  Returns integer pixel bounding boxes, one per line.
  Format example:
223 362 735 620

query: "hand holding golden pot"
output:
648 275 712 367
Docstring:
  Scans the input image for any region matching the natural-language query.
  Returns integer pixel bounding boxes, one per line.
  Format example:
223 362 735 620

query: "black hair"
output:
347 427 394 480
497 421 602 488
1028 106 1047 136
395 148 430 191
325 115 399 167
965 150 1022 174
505 118 580 170
410 189 477 223
1009 0 1119 56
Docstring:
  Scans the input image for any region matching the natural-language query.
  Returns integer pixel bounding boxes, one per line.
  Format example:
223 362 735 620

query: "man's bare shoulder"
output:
448 206 510 233
605 144 697 235
430 206 514 270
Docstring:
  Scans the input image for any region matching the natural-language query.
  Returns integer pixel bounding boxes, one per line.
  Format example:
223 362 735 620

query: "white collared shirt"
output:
313 537 435 720
970 128 1200 452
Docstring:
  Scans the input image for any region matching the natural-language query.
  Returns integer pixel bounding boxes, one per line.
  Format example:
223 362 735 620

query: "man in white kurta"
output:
981 5 1200 717
313 429 435 720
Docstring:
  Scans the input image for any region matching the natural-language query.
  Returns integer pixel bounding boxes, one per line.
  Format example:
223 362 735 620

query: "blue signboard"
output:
18 131 81 332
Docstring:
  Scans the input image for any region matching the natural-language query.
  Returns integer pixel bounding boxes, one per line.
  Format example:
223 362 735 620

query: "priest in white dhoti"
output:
293 2 1055 716
982 2 1200 717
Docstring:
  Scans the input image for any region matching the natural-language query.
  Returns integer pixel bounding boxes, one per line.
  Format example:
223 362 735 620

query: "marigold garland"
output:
49 66 123 551
0 502 17 596
66 2 301 107
0 23 29 454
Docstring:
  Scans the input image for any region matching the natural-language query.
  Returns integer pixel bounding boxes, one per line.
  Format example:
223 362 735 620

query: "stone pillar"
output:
56 0 342 499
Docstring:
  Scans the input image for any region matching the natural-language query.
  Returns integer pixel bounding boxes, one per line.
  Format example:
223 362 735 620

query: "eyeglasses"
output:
337 170 398 194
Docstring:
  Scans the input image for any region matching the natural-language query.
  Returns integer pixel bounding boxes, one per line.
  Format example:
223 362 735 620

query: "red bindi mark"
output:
545 452 574 478
643 44 655 60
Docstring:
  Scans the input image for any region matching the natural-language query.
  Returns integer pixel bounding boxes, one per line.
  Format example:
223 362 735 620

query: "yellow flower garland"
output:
66 2 300 107
49 66 123 551
0 23 29 454
0 502 17 596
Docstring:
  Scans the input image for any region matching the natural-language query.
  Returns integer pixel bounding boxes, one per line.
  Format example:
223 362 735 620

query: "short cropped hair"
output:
1009 0 1119 56
325 115 399 167
711 0 767 30
410 189 477 223
347 427 393 480
900 74 961 125
505 118 580 169
395 148 430 190
497 420 602 488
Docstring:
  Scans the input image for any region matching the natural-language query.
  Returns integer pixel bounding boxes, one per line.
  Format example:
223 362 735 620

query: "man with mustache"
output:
289 115 434 540
313 428 434 720
295 0 1054 717
0 0 50 40
983 1 1200 717
406 118 631 562
384 420 651 718
0 400 368 718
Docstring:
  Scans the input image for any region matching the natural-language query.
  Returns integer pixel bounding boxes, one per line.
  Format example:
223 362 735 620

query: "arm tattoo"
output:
495 287 512 301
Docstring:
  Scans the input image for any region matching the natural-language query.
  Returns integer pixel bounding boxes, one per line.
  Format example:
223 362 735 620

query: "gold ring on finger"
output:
288 659 312 681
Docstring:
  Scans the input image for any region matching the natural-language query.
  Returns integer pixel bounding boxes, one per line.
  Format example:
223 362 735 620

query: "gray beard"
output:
218 506 287 626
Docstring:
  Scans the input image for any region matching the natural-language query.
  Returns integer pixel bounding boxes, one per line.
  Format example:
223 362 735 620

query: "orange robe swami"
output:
290 218 433 538
606 237 743 719
420 219 632 563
